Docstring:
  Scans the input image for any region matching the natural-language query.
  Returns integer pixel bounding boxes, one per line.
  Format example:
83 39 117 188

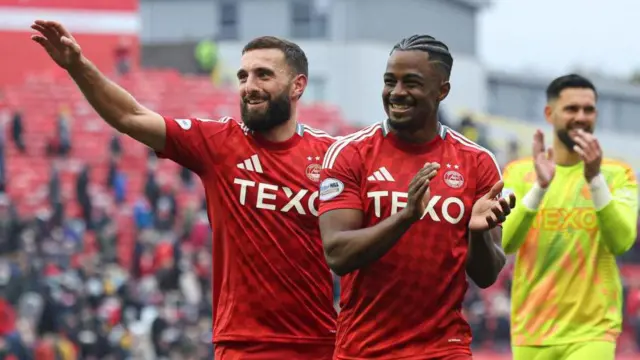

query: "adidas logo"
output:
237 154 263 173
367 167 394 182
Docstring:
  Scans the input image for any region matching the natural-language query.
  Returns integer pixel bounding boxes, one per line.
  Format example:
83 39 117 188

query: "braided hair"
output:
391 35 453 79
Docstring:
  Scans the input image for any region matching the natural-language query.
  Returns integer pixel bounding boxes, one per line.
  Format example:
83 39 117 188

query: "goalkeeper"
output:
502 74 638 360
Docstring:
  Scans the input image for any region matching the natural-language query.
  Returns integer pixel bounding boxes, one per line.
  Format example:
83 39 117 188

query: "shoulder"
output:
503 158 534 176
179 116 245 133
601 158 637 182
323 122 384 169
442 125 500 170
299 124 338 147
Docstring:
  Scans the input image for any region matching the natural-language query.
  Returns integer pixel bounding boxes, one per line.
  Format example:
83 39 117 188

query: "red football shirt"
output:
158 116 337 346
319 120 502 359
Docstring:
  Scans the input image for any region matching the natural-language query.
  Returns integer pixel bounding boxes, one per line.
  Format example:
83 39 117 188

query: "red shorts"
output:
214 341 334 360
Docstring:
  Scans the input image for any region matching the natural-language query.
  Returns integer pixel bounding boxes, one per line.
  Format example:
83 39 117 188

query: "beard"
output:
241 90 292 133
556 129 577 151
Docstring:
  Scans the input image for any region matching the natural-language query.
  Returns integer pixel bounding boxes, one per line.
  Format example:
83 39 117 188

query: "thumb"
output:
546 147 554 161
486 180 504 199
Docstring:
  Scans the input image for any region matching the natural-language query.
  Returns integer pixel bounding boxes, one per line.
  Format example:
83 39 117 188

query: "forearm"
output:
502 184 544 254
466 227 506 288
67 57 145 133
323 210 415 276
590 174 637 255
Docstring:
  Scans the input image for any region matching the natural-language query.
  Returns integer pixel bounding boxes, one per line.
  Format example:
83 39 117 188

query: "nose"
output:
241 74 261 96
391 82 409 97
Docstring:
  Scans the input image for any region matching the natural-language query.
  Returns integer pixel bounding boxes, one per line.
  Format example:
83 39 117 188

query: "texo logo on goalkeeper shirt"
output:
367 191 465 224
234 178 319 216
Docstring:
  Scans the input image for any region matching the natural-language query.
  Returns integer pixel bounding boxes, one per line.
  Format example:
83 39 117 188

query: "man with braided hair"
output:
318 34 515 359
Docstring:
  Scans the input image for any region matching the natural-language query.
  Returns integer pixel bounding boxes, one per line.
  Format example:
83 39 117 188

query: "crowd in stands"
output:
0 90 639 359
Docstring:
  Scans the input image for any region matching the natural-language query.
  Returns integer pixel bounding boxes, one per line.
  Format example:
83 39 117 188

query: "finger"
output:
410 164 439 188
509 193 516 209
31 23 59 44
414 179 431 204
533 129 544 155
546 147 554 162
573 145 586 159
46 21 72 39
408 171 432 194
425 169 438 180
486 214 497 229
486 180 504 199
31 35 56 54
422 162 440 174
499 198 511 216
491 204 506 221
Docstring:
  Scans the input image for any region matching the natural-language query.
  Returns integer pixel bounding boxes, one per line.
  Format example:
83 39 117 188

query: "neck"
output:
392 117 439 144
259 115 298 143
553 135 581 166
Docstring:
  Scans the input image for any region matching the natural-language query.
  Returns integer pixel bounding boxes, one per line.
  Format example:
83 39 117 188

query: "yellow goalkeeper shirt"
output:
502 158 638 346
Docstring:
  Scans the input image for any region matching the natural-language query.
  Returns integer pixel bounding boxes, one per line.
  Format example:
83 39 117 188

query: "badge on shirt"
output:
319 178 344 201
175 118 192 130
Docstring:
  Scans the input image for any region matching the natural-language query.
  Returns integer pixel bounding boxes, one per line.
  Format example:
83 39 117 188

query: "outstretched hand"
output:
30 20 83 70
469 181 516 232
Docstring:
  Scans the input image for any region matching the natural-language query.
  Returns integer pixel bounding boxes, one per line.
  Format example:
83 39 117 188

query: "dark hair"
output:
242 36 308 77
391 34 453 79
546 74 597 101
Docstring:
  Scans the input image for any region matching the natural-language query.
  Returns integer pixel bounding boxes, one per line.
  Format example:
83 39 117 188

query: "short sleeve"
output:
318 144 364 215
474 150 503 202
157 116 234 175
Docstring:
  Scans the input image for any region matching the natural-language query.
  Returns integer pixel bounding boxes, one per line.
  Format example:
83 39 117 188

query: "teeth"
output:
390 104 410 110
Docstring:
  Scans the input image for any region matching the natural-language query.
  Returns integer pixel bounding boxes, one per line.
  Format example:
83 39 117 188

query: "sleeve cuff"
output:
589 173 612 210
522 182 547 210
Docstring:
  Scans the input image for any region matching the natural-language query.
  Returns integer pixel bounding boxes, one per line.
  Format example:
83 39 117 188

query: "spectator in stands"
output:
76 165 92 229
458 115 494 152
47 163 64 227
10 110 25 154
154 181 177 232
506 138 521 164
0 120 5 192
0 195 21 255
46 107 72 157
194 38 218 76
57 106 72 156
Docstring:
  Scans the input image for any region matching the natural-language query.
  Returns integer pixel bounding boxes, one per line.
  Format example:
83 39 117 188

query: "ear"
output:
544 103 553 125
438 81 451 102
291 74 307 101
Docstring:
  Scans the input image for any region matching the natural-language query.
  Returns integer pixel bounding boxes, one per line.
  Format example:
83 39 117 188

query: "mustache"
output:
387 96 414 106
243 92 270 103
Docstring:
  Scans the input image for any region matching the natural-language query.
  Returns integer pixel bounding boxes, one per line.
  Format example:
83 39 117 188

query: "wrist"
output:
67 56 90 76
588 173 612 210
398 208 420 225
522 182 548 210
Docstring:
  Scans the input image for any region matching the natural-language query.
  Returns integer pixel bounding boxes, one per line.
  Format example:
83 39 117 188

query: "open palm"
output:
532 130 555 188
30 20 82 70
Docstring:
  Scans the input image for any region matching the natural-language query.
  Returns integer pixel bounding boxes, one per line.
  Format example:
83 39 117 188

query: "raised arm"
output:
31 20 166 151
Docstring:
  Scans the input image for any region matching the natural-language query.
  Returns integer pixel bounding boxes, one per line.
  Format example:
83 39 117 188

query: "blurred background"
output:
0 0 639 359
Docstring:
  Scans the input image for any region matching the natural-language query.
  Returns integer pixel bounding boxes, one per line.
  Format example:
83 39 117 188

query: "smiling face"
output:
545 87 597 150
382 50 450 132
237 48 300 132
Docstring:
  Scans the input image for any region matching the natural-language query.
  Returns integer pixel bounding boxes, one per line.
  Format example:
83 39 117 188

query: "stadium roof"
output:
488 70 640 101
450 0 492 10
